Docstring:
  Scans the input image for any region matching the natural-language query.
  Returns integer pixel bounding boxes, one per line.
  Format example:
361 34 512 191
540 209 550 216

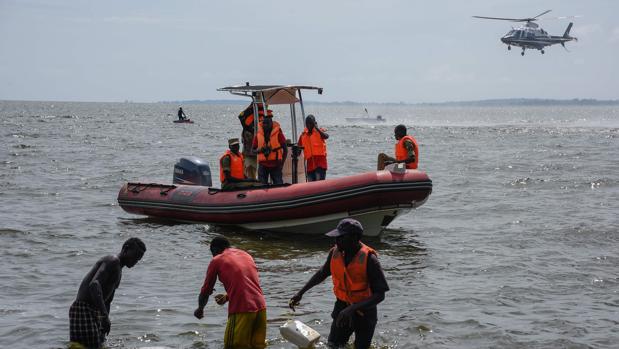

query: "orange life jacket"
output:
330 243 376 304
300 128 327 159
256 121 284 163
219 150 244 183
395 135 419 169
242 105 273 128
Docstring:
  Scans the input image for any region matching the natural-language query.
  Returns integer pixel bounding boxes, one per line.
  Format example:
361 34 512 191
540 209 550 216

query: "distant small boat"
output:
173 119 194 124
346 108 386 123
345 115 386 123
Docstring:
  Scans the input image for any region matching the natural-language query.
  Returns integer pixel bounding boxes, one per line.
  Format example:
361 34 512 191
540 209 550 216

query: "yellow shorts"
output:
224 309 267 349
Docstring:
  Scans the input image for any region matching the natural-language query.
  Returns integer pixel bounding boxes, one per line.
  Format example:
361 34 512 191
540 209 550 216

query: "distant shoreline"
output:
2 98 618 106
160 98 619 107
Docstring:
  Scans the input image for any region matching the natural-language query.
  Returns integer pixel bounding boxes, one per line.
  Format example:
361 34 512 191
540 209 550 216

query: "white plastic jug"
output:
279 320 321 348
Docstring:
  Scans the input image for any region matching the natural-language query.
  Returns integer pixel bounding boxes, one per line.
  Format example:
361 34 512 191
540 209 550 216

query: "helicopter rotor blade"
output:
539 15 582 21
474 10 553 23
472 15 530 22
533 10 552 19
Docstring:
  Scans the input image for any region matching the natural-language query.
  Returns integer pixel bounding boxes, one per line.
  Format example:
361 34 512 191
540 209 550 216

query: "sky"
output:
1 0 618 103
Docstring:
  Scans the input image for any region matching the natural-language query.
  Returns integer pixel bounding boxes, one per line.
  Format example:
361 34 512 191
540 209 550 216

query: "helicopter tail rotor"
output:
562 22 578 42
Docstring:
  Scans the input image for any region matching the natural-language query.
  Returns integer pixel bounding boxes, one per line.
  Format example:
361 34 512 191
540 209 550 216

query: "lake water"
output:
1 100 618 348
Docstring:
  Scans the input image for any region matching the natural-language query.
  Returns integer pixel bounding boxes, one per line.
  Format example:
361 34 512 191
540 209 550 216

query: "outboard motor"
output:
173 156 212 186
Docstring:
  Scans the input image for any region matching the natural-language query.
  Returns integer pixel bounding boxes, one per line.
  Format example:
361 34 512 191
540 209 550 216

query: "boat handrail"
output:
127 182 177 194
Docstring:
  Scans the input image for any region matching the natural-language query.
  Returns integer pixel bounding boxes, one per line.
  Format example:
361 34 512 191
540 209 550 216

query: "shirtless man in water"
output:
69 238 146 348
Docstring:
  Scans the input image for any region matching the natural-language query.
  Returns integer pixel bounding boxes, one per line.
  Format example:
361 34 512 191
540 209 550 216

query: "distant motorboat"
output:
345 114 386 123
346 108 387 123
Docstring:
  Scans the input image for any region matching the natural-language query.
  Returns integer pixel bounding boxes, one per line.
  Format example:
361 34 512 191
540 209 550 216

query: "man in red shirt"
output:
194 236 267 349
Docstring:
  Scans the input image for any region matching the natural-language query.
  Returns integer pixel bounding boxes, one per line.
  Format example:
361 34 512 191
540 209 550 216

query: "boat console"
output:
173 157 212 186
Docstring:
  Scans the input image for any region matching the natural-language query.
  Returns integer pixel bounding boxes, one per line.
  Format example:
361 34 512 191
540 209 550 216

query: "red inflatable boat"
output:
118 168 431 236
118 84 432 236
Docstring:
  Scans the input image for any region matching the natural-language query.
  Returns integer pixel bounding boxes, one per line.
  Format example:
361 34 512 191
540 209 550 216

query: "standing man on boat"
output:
178 107 187 121
252 115 287 185
288 219 389 349
194 236 267 349
69 238 146 349
239 103 272 180
298 114 329 181
377 124 418 170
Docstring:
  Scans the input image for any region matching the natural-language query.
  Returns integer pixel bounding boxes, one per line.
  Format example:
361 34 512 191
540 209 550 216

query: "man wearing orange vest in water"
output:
289 219 389 349
252 116 288 185
298 114 329 181
377 124 419 170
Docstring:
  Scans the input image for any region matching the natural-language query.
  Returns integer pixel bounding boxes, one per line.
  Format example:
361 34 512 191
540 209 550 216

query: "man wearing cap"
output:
219 138 247 191
238 103 272 180
289 219 389 349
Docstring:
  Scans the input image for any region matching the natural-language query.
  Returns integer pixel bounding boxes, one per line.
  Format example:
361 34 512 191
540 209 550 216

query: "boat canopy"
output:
217 84 323 105
218 83 323 184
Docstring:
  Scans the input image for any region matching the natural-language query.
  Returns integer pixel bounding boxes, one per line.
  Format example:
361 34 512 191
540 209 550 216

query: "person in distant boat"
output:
252 115 287 185
69 238 146 349
297 114 329 181
178 107 187 121
194 236 267 349
239 103 273 180
377 124 418 170
288 219 389 349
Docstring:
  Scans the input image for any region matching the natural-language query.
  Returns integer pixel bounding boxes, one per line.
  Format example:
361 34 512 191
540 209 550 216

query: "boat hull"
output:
117 169 432 236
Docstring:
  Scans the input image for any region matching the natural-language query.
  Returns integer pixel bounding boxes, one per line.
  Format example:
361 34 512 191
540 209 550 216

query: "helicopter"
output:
473 10 578 55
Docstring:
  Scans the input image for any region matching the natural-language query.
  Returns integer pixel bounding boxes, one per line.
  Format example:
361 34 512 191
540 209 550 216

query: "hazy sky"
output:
1 0 618 103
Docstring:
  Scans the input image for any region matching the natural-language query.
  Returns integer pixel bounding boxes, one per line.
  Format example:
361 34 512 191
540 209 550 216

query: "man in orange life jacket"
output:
219 138 247 191
239 103 273 179
298 114 329 181
289 219 389 349
377 124 419 170
252 116 287 185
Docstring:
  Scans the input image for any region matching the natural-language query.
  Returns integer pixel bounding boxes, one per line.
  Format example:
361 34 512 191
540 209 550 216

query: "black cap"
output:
325 218 364 237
